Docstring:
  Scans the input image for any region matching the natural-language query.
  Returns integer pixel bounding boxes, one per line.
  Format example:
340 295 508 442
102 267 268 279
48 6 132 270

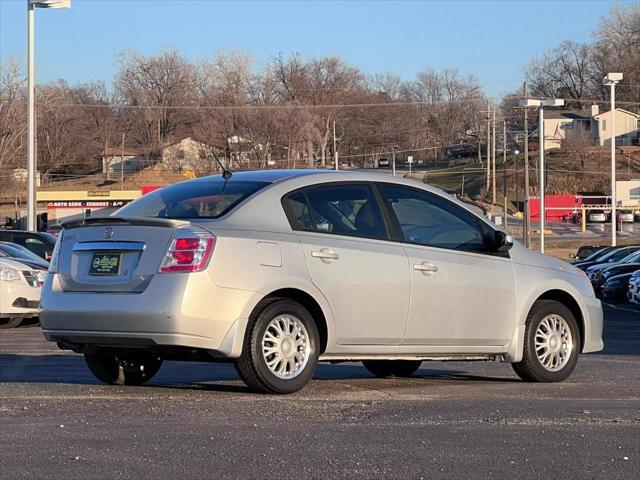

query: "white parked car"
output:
619 212 634 223
40 171 603 393
0 257 45 328
588 211 607 223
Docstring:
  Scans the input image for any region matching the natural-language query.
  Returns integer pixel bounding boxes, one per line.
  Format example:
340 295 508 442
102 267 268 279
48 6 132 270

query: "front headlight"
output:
35 270 47 284
0 267 21 282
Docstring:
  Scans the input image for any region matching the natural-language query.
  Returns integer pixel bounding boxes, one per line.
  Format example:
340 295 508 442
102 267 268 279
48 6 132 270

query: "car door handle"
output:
413 262 438 274
311 249 339 261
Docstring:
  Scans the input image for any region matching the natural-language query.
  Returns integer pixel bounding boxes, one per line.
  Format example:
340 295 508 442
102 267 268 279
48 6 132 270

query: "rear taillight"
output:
159 227 215 273
48 232 62 273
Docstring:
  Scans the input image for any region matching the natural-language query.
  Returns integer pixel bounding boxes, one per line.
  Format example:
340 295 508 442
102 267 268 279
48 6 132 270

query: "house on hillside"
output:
531 105 640 150
11 167 41 186
533 109 592 150
591 107 639 146
102 147 150 175
161 137 222 173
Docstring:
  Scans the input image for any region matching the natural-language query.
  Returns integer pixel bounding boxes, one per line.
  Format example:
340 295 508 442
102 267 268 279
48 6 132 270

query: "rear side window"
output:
284 184 387 240
117 180 269 219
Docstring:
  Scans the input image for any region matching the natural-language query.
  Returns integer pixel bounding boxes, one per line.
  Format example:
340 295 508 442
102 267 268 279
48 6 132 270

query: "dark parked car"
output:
628 271 640 304
0 230 56 260
594 263 640 297
0 242 49 269
47 224 63 237
602 272 638 299
571 245 608 263
574 245 640 272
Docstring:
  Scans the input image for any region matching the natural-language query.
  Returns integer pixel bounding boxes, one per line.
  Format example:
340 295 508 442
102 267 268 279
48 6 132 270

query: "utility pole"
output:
539 105 545 254
120 133 125 190
333 120 338 171
486 100 490 193
523 81 530 247
492 106 497 205
503 119 507 204
105 133 110 181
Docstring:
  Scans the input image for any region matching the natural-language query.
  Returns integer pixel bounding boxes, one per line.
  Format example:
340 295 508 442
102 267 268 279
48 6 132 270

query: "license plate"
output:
89 252 122 276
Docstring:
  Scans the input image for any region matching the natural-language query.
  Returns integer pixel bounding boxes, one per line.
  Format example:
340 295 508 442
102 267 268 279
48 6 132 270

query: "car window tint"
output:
303 184 386 239
284 192 314 230
117 180 269 219
608 248 638 262
380 185 488 252
23 237 49 258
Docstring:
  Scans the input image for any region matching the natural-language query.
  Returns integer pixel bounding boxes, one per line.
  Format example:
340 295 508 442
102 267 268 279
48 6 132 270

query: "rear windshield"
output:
117 180 269 219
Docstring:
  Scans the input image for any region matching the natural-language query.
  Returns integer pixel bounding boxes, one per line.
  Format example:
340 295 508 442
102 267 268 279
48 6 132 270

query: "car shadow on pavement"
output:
0 353 519 392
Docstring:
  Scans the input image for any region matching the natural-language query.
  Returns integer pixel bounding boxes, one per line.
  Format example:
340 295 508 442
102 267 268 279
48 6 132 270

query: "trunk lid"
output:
57 217 187 293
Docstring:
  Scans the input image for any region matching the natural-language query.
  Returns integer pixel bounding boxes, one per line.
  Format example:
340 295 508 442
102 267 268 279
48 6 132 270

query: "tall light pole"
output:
392 145 398 176
26 0 71 231
520 98 564 254
604 73 623 246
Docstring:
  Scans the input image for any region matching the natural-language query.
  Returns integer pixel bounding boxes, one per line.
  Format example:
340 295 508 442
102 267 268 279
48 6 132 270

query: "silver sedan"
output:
40 170 603 393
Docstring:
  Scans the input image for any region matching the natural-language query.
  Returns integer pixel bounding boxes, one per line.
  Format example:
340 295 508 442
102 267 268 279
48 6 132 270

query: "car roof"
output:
190 169 332 184
212 169 490 233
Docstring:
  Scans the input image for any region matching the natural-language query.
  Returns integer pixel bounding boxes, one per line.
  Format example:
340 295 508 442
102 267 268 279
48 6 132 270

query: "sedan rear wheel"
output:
362 360 422 378
84 353 163 386
512 300 580 382
235 299 319 394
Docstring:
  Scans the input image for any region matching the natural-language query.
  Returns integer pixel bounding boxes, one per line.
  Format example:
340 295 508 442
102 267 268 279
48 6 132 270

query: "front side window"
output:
379 184 490 252
285 184 387 239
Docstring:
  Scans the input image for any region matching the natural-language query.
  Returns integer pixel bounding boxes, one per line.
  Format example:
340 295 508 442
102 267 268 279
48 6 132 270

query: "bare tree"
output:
114 49 197 151
0 57 26 180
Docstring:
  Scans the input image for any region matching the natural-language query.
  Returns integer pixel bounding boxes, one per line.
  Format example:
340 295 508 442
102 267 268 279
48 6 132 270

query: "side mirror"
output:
495 231 513 253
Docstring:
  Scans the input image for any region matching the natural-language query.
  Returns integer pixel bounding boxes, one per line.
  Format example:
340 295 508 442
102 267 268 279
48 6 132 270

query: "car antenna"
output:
211 150 233 180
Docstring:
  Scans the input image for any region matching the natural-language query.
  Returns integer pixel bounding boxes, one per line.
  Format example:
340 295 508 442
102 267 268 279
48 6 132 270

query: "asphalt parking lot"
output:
1 303 639 479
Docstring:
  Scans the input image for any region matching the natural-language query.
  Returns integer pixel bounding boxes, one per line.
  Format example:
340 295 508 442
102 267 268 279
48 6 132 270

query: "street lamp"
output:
604 72 623 246
26 0 71 232
519 98 564 254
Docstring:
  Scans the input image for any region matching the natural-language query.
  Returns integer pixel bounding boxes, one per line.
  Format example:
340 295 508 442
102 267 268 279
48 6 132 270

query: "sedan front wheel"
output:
512 300 580 382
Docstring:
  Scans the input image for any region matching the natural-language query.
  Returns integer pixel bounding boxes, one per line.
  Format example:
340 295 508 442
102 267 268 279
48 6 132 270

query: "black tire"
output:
0 317 23 329
512 300 581 382
235 299 320 394
362 360 422 378
84 353 163 386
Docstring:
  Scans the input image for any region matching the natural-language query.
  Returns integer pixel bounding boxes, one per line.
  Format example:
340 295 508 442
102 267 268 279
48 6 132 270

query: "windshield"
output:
605 248 639 262
583 247 612 262
117 180 270 219
621 250 640 263
0 242 49 266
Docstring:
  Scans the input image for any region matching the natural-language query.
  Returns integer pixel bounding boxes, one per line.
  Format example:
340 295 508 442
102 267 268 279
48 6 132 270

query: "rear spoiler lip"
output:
61 216 189 230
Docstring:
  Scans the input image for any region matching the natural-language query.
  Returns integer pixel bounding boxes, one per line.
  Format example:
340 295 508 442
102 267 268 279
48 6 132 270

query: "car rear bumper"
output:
582 295 604 353
1 283 40 318
40 271 258 356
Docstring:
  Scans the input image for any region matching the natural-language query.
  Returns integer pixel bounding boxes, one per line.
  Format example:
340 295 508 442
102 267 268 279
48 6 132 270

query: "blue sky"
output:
0 0 629 98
